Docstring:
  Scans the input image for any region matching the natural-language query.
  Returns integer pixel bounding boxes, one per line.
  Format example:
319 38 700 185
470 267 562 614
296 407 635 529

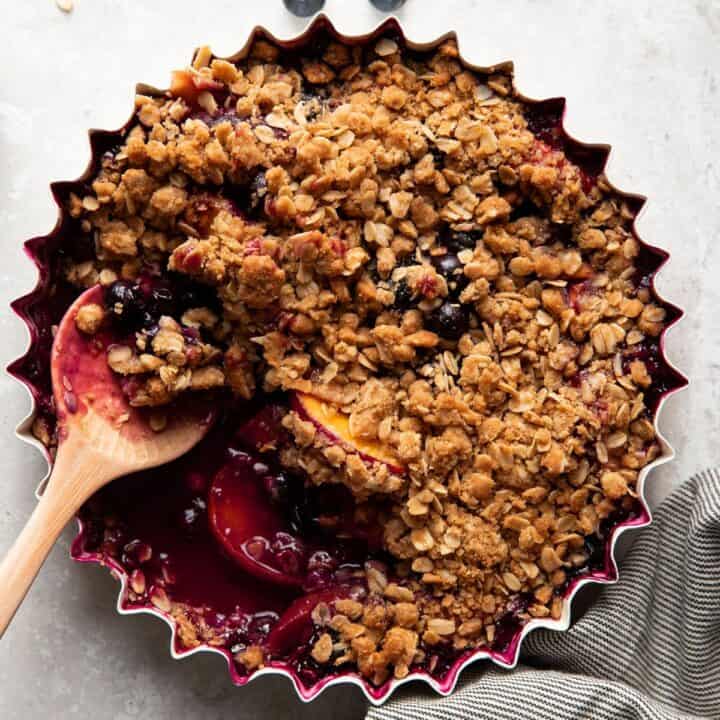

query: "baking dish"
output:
7 14 687 705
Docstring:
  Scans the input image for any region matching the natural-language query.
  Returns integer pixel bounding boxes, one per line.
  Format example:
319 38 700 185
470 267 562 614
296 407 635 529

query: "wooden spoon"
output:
0 285 214 636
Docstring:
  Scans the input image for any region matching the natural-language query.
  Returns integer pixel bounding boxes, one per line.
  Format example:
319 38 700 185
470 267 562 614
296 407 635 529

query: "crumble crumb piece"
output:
311 633 334 664
236 645 264 671
75 303 105 335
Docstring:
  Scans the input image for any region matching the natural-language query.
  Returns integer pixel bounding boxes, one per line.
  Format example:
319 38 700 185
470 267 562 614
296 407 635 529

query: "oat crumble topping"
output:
58 34 668 684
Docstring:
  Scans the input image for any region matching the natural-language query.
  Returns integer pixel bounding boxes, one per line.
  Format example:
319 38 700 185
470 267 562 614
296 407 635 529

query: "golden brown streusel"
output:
74 302 106 335
62 34 668 682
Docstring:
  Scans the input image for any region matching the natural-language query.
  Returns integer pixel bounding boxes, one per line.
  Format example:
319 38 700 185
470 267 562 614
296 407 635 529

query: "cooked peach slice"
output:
291 392 405 475
208 451 307 587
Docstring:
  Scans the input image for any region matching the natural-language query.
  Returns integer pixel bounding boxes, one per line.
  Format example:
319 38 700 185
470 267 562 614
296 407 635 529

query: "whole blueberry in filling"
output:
104 281 146 333
249 171 268 215
148 285 176 317
392 279 415 310
426 301 470 340
432 252 468 299
442 230 478 253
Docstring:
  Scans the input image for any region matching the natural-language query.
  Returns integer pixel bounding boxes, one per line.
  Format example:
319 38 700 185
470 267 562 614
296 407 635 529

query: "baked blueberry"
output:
392 279 414 310
249 171 268 213
449 232 477 252
432 252 462 278
104 281 146 332
148 285 176 317
426 302 469 340
432 252 468 298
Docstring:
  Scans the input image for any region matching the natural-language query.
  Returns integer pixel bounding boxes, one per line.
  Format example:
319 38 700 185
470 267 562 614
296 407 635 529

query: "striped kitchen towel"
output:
368 470 720 720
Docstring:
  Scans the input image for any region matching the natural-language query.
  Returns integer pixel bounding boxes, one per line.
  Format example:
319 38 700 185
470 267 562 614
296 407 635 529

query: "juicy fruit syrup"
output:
72 400 376 681
75 410 290 626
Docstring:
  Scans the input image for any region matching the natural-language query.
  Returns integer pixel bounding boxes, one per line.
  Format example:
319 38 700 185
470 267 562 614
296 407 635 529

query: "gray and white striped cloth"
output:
368 470 720 720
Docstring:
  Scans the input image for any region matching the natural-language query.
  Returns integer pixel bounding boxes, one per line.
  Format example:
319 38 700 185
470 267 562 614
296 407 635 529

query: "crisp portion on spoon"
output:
0 285 213 636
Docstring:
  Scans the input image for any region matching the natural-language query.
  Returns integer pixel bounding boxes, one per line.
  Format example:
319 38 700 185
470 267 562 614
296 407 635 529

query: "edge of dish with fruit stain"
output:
7 13 687 706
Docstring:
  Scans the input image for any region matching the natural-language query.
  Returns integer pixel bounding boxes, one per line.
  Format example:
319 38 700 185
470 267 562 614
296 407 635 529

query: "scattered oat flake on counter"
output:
56 0 73 13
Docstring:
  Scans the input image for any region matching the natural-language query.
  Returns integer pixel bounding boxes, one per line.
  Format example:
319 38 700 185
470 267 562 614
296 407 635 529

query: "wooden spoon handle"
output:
0 480 80 637
0 439 106 638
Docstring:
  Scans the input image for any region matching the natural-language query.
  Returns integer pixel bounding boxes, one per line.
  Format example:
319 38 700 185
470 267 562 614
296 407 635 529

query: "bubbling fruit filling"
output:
30 31 682 687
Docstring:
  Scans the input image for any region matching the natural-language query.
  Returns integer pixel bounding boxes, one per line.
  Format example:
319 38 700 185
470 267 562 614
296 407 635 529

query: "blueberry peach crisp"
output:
29 31 677 687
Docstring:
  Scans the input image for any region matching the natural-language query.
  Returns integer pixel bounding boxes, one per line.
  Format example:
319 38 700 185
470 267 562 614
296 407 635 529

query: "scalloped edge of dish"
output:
7 13 688 706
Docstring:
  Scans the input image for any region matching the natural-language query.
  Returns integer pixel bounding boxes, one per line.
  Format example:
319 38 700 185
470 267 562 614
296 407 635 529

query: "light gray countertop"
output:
0 1 717 718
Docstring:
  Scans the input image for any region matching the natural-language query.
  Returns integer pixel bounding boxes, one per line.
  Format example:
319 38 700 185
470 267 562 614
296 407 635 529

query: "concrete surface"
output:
0 0 717 718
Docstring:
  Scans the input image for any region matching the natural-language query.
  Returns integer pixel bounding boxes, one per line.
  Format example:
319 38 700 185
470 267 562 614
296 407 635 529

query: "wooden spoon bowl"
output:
0 286 213 636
